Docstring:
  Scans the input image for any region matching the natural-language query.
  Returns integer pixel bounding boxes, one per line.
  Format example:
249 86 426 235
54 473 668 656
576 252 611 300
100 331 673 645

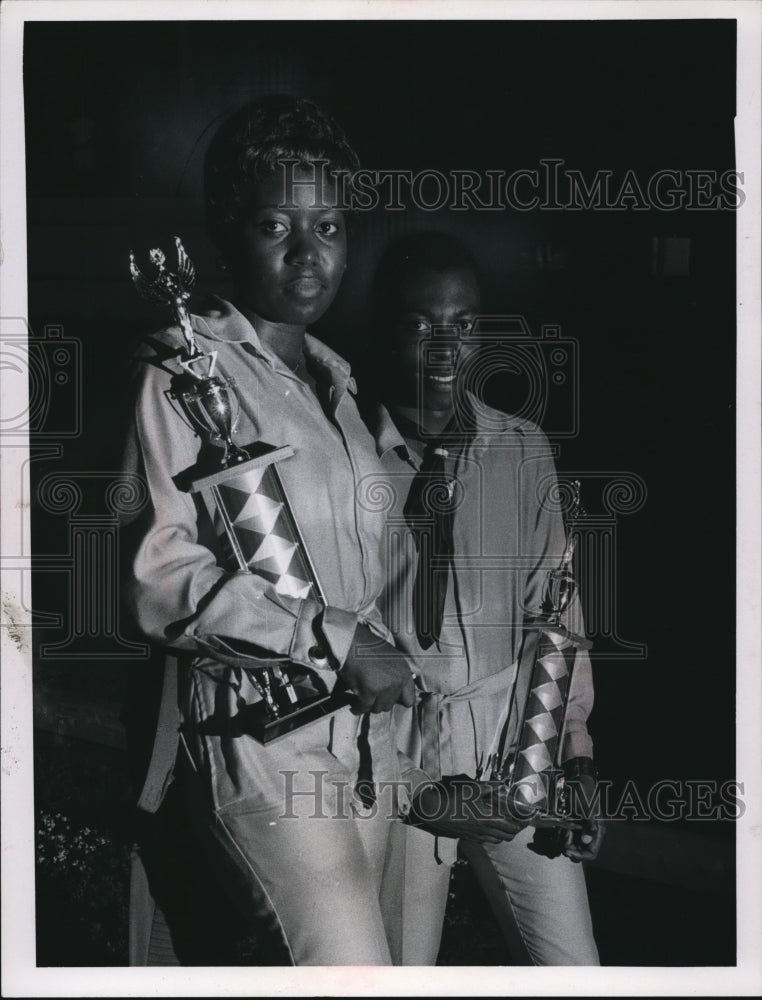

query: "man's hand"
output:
562 770 606 863
409 778 528 845
338 622 417 714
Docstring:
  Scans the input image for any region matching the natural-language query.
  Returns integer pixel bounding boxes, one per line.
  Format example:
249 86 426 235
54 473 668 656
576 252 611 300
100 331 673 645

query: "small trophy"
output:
130 237 348 742
488 480 592 830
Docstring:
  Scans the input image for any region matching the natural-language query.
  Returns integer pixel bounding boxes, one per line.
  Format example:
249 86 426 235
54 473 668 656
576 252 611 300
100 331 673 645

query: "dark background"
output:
25 19 737 965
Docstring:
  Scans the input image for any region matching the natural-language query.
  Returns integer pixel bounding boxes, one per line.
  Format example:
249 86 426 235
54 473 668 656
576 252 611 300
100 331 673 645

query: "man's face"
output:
392 265 480 412
233 166 347 329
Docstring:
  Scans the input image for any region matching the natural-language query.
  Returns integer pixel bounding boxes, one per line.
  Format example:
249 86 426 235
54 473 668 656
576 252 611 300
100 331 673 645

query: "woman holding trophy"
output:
122 96 423 965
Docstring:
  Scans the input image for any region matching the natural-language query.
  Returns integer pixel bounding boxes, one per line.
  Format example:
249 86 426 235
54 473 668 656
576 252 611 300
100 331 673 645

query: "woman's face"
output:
233 165 348 330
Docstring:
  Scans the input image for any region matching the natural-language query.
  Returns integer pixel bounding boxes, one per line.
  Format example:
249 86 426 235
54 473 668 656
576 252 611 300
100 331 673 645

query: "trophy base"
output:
527 823 575 859
502 795 584 831
531 811 583 831
243 688 351 744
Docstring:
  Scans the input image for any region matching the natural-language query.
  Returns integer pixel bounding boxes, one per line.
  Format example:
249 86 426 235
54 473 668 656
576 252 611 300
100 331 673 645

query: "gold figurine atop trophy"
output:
130 238 249 467
130 237 198 358
540 480 587 629
129 237 348 740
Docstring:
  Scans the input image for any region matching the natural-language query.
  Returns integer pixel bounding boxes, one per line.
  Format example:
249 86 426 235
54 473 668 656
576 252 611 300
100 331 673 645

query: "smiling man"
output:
368 231 603 966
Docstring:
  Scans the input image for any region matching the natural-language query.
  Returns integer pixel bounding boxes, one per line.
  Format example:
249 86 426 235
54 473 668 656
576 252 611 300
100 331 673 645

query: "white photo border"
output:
1 1 760 996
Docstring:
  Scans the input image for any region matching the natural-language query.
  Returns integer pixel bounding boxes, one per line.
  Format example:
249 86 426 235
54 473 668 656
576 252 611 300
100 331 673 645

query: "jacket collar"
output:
466 391 532 438
371 403 409 459
191 294 355 394
372 391 529 459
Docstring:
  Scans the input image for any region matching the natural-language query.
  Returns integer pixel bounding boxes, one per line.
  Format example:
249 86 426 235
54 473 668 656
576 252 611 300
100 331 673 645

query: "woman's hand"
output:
338 622 417 714
408 777 528 845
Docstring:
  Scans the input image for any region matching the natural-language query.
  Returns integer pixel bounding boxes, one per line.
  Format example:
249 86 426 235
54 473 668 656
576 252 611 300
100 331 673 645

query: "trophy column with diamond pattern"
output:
188 443 350 742
490 481 592 826
130 237 347 743
502 620 589 822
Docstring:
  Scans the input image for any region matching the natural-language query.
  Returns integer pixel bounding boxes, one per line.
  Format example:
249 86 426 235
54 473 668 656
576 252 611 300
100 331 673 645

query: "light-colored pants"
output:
399 824 600 966
176 733 407 966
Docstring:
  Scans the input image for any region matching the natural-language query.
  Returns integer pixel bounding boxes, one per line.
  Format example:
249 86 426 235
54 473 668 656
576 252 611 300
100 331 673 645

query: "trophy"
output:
488 480 592 831
130 237 348 742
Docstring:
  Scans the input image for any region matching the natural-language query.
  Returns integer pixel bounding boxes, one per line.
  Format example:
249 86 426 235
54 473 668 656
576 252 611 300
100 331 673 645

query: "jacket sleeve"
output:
523 432 595 762
396 750 436 817
389 701 437 813
121 360 358 672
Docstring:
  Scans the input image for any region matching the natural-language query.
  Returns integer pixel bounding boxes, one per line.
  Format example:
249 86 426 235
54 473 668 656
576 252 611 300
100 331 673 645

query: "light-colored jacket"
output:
371 397 595 782
121 296 422 811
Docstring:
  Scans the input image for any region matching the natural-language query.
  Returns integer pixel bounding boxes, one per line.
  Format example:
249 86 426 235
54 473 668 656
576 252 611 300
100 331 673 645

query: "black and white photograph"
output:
1 1 760 996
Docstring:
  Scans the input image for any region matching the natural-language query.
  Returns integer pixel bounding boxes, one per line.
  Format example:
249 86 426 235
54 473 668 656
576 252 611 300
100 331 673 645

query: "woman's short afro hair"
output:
204 94 360 252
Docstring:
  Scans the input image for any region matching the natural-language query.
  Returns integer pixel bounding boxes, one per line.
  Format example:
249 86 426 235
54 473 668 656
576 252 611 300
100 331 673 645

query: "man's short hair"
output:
372 231 480 323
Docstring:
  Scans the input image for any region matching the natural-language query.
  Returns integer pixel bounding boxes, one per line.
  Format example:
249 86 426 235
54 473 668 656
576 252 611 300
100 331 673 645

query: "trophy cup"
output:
488 480 593 831
130 237 348 742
